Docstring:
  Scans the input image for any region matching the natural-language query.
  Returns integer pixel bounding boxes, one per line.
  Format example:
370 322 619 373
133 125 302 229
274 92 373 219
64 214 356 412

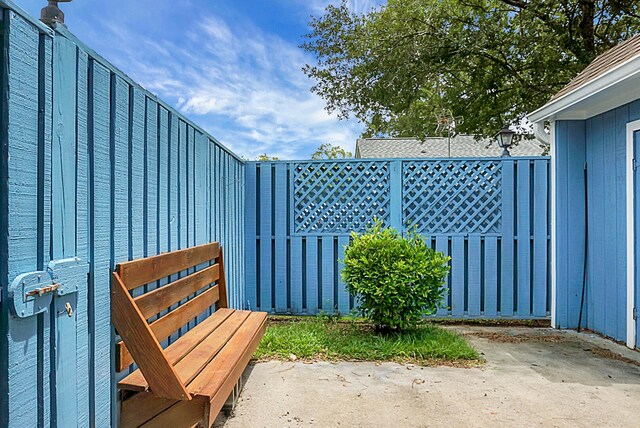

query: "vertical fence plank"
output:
290 236 303 314
155 105 169 335
110 76 130 424
533 160 548 317
483 237 498 317
245 163 257 310
89 60 112 428
144 98 158 259
305 236 319 314
451 236 465 317
321 237 335 313
177 120 188 333
129 88 145 261
501 160 515 316
158 107 169 255
274 164 288 312
517 160 531 316
3 12 43 427
168 113 180 341
468 236 481 316
52 33 79 427
41 31 54 428
75 46 90 428
259 163 273 312
195 131 208 246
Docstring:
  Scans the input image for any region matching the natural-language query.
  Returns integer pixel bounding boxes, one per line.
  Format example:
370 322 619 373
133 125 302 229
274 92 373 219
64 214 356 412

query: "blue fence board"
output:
246 159 550 318
484 237 498 316
517 160 531 315
501 161 515 317
75 46 90 428
468 236 481 316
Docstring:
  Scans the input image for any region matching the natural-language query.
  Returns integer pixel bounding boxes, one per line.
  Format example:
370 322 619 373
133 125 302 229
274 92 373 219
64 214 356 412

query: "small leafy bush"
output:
342 221 450 332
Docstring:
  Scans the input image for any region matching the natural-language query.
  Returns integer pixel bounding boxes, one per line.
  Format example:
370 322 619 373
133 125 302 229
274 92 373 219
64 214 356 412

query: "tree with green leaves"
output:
302 0 640 139
256 154 280 161
310 143 353 159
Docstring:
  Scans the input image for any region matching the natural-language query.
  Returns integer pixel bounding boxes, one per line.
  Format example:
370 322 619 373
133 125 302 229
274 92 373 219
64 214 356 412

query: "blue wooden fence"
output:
0 2 553 427
0 3 245 427
245 158 551 318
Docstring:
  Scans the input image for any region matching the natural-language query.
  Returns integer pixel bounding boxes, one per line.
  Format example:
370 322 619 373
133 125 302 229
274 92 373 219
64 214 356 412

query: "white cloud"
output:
86 9 363 160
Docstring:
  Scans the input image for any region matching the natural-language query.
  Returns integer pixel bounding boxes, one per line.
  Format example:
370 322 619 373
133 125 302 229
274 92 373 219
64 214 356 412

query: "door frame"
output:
626 119 640 349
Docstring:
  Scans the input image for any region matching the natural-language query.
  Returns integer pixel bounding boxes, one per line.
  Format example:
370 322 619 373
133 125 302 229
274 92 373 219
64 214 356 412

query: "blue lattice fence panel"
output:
293 161 391 234
403 160 503 234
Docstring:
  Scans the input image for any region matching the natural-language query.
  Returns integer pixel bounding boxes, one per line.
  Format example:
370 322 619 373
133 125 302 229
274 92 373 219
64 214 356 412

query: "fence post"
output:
389 160 403 231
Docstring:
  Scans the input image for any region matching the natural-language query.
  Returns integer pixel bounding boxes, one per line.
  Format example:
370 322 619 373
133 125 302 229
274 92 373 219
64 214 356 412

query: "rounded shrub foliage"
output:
342 221 450 332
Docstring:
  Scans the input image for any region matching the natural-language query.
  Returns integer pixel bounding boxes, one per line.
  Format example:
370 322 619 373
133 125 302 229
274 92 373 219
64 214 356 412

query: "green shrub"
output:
342 221 450 332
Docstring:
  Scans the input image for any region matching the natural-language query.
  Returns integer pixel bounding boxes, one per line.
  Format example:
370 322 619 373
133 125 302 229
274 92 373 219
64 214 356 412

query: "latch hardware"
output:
25 283 60 298
9 258 88 318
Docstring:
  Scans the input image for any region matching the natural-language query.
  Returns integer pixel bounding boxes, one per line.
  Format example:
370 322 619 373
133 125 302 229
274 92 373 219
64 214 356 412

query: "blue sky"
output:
15 0 385 159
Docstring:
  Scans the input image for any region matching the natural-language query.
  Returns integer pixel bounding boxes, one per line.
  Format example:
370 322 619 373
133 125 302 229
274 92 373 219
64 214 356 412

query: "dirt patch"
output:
253 355 483 368
431 318 551 328
467 331 565 343
587 347 640 367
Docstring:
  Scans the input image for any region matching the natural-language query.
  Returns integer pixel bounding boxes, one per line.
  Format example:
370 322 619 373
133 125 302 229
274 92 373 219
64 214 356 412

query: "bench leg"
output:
222 375 244 416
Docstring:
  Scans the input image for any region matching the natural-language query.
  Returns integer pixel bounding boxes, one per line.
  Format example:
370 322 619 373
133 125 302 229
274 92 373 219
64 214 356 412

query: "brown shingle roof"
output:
551 34 640 101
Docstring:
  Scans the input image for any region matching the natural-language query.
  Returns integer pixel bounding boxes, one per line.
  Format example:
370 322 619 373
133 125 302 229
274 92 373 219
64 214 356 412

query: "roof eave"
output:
528 55 640 123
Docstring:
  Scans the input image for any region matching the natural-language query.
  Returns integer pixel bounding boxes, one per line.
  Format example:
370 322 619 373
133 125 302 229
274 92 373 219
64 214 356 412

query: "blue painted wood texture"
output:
245 159 550 318
555 100 640 343
0 5 246 427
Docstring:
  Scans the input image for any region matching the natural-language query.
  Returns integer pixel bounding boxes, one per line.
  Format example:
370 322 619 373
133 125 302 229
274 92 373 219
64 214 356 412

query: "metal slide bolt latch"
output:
9 258 88 318
25 283 60 298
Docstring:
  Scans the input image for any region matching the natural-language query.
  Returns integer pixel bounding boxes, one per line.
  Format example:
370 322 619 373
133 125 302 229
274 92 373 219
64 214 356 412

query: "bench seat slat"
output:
189 311 268 398
174 310 251 386
119 308 235 390
135 264 220 320
118 242 220 290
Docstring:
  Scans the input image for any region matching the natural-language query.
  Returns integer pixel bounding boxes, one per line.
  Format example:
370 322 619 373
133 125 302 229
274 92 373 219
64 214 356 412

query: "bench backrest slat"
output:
111 272 192 400
148 285 220 343
135 264 220 320
114 242 227 375
118 242 221 290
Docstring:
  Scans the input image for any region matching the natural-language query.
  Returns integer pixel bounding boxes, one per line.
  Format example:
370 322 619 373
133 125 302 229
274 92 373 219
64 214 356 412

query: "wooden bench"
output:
111 242 267 427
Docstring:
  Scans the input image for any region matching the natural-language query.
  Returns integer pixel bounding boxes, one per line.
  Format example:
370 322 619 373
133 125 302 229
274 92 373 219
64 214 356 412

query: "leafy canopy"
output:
310 143 353 159
302 0 640 139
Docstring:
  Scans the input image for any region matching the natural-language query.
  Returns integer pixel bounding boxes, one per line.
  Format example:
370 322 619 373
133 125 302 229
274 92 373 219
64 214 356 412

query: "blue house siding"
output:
554 120 586 329
555 99 640 342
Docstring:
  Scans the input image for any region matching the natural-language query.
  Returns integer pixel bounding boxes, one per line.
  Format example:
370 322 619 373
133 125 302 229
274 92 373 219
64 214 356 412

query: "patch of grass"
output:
254 316 480 366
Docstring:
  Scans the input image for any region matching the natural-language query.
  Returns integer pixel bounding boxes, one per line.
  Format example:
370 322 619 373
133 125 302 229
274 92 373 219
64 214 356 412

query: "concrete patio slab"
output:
215 326 640 427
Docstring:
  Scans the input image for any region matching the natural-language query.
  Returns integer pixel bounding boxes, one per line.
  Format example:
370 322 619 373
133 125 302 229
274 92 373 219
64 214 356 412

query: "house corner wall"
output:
554 120 587 329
